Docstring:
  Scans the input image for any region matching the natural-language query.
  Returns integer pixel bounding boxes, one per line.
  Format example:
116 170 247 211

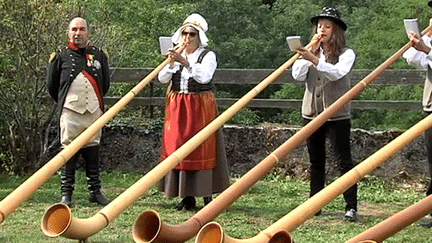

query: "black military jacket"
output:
46 44 110 110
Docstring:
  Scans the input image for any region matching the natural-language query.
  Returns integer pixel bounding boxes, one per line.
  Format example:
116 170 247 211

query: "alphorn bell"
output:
195 26 432 243
41 38 318 241
0 44 185 226
131 39 321 243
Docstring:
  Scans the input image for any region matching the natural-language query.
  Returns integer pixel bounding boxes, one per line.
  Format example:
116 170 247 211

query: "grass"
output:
0 171 432 242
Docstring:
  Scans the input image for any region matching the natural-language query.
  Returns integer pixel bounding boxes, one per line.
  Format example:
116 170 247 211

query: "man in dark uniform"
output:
46 17 110 206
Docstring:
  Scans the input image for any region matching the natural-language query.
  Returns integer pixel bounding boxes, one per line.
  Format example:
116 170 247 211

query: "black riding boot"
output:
81 145 109 205
60 154 78 207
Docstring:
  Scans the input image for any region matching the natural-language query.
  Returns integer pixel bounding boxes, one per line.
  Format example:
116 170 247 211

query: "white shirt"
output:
158 47 217 93
292 48 356 82
403 35 432 69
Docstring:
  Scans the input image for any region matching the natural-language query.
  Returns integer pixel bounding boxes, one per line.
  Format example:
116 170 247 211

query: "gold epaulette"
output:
102 49 109 59
48 52 56 63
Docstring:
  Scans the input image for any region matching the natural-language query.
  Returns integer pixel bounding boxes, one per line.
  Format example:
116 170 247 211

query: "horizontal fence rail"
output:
107 68 426 110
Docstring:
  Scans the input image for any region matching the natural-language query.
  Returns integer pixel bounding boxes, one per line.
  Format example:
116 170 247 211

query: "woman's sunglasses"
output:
182 31 197 37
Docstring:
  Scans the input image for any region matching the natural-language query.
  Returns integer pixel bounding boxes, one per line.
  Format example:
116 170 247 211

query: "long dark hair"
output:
311 19 346 64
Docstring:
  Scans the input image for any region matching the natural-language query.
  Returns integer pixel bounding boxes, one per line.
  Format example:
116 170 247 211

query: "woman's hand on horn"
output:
167 47 189 68
296 47 319 66
408 31 431 54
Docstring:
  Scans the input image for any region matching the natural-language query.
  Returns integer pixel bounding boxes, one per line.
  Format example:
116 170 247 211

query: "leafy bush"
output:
228 108 262 126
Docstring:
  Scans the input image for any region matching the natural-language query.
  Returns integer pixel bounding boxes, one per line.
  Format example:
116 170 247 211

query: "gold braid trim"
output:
183 20 203 30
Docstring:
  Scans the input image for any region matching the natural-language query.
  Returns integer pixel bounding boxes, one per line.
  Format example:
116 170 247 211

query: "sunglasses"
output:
181 31 197 37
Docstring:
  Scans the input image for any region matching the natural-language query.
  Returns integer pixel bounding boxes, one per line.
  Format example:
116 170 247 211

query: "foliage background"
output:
1 0 432 173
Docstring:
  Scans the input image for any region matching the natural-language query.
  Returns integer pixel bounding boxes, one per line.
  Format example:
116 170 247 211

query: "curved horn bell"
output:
196 222 293 243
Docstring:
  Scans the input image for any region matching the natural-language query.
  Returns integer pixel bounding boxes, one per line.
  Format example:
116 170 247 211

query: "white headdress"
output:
171 13 209 47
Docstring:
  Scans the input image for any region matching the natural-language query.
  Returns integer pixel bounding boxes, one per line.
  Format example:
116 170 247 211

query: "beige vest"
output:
63 72 100 114
302 50 353 121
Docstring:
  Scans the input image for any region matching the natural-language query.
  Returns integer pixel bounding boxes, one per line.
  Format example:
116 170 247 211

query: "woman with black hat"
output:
292 7 358 222
402 1 432 228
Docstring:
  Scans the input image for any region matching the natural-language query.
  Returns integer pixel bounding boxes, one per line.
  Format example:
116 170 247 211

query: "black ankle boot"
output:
176 196 196 210
203 196 212 206
89 192 109 205
60 194 72 207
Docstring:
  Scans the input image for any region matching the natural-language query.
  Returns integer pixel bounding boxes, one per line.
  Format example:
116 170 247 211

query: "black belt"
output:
171 80 213 92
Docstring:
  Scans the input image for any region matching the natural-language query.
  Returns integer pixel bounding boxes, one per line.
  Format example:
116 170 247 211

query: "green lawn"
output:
0 171 431 242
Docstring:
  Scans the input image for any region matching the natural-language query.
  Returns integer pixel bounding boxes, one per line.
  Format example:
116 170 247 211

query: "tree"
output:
195 0 275 68
0 0 70 173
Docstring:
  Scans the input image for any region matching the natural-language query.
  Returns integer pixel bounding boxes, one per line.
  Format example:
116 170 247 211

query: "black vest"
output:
171 49 213 92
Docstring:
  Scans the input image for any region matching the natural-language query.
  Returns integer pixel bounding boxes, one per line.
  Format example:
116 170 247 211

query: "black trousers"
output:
303 118 358 211
424 112 432 197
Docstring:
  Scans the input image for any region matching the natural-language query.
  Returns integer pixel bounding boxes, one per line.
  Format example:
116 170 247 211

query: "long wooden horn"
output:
130 39 324 243
195 26 432 243
40 39 318 241
0 44 185 225
208 112 432 243
345 194 432 242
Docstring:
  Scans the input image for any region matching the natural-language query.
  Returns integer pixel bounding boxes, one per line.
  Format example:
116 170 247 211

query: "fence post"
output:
150 80 154 118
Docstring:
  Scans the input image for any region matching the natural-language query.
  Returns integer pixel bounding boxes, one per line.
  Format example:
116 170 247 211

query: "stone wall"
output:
99 124 429 181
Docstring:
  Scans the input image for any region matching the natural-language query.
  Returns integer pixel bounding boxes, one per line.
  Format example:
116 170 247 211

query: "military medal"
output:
86 54 94 67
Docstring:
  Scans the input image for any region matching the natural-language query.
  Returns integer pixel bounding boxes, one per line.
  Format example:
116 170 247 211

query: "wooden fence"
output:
105 68 427 110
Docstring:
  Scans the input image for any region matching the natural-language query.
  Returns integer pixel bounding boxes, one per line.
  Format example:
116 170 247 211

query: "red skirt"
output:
161 91 217 170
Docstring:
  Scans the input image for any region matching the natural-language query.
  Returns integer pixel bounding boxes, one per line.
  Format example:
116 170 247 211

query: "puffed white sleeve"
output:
292 59 313 81
189 51 217 84
158 63 180 84
315 48 356 81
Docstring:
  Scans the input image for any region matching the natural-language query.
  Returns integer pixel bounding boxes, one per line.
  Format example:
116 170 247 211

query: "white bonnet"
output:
171 13 209 47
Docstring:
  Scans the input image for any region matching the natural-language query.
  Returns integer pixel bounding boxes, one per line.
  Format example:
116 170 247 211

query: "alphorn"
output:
41 39 318 241
130 39 322 243
0 44 185 225
195 26 432 243
198 112 432 243
345 194 432 242
39 45 190 239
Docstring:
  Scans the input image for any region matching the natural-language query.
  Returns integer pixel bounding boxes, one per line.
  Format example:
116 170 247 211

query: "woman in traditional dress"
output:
158 13 230 210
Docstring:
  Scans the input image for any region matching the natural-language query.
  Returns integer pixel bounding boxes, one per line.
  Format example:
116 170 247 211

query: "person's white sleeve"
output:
189 51 217 84
315 49 356 81
158 63 180 84
403 35 432 69
292 59 313 81
424 35 432 63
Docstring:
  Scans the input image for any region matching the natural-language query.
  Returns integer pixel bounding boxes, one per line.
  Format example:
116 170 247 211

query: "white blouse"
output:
292 48 356 82
158 47 217 93
403 35 432 69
